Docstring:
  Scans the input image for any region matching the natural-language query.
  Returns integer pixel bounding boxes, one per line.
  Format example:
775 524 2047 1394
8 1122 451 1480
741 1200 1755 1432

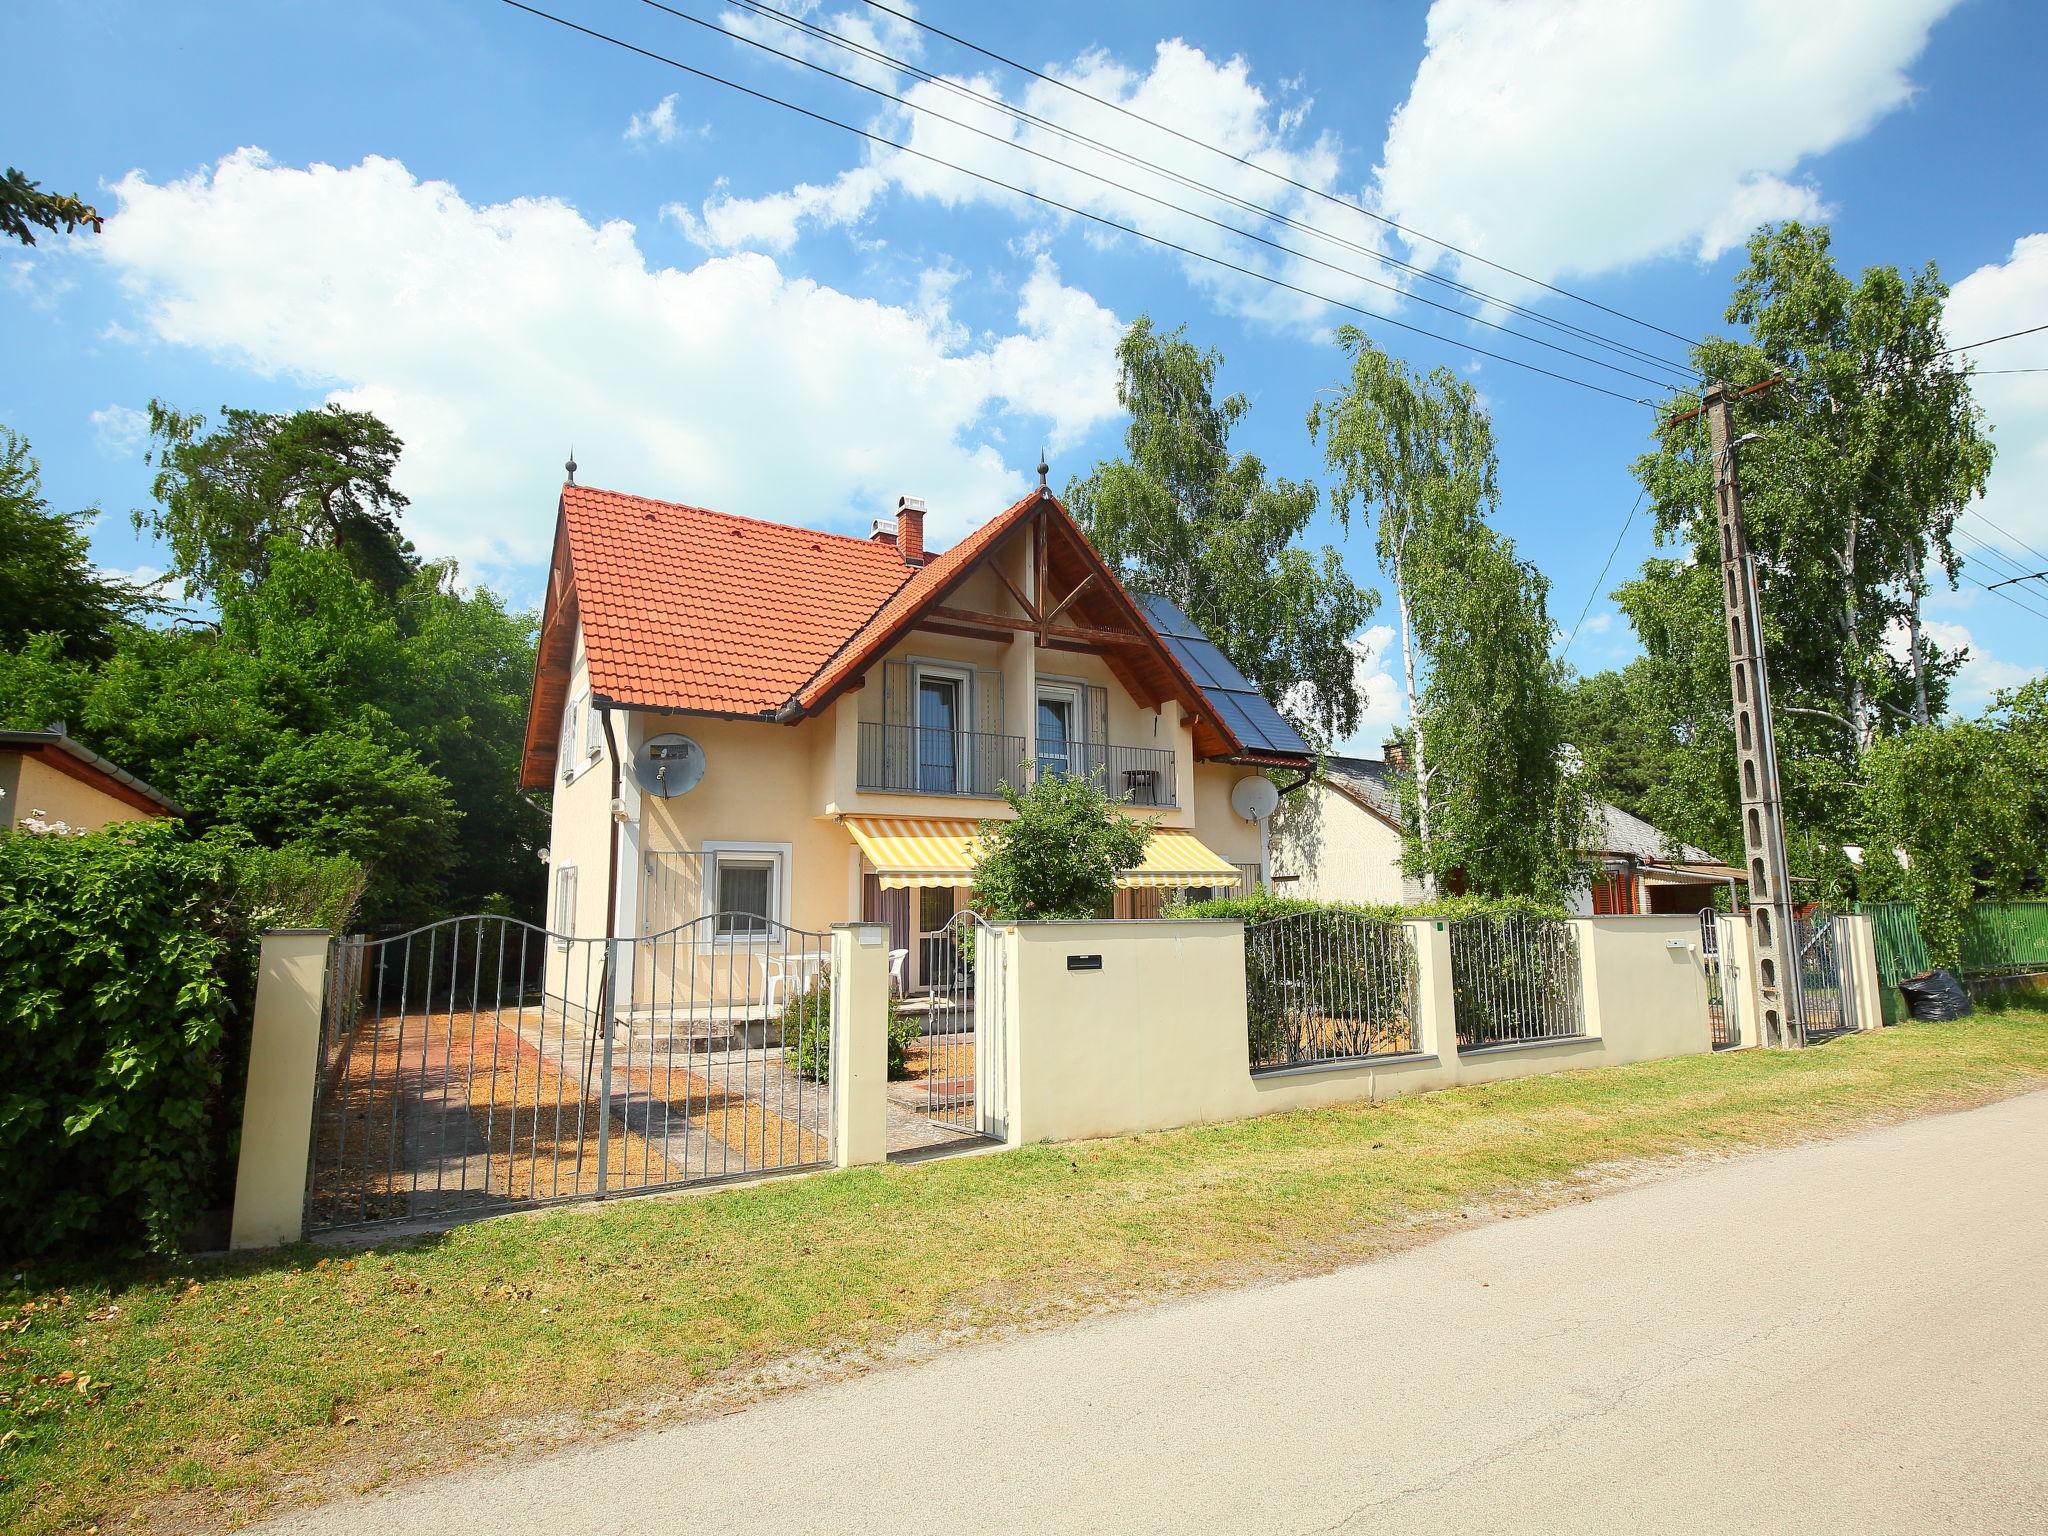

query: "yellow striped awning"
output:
840 816 1240 892
842 816 984 889
1118 827 1243 889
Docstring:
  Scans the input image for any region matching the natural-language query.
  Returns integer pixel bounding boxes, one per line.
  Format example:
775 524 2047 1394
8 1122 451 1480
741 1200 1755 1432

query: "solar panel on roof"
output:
1133 592 1312 758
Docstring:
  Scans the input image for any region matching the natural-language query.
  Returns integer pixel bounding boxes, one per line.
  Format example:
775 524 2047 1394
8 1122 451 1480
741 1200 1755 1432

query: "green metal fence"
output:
1958 901 2048 978
1859 901 1931 1026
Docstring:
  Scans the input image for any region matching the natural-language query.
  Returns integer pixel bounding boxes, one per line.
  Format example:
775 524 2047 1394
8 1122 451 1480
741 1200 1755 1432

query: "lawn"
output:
8 1009 2048 1535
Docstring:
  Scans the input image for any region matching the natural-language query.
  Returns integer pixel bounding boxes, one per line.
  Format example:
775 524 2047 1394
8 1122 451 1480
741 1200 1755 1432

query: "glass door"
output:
917 675 961 793
1036 691 1074 778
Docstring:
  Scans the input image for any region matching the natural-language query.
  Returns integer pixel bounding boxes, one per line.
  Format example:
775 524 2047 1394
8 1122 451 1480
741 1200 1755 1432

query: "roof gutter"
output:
0 728 182 814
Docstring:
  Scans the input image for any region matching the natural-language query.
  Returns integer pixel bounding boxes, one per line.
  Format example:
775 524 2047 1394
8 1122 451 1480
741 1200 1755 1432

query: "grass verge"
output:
8 1010 2048 1534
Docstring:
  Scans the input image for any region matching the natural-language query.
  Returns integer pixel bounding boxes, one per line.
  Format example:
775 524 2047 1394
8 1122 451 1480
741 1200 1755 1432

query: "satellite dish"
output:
1230 775 1280 822
636 733 705 798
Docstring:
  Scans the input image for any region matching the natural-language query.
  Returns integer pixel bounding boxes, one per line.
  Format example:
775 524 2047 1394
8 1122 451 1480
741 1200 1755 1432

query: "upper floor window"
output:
916 670 966 794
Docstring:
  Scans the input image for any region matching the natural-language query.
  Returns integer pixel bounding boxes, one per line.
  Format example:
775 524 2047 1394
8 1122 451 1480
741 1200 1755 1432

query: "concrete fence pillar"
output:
1572 919 1609 1041
1839 914 1886 1032
229 929 331 1251
1408 920 1459 1064
830 922 890 1169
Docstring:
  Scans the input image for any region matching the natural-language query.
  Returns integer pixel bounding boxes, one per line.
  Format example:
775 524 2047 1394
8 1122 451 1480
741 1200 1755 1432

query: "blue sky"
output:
6 0 2046 750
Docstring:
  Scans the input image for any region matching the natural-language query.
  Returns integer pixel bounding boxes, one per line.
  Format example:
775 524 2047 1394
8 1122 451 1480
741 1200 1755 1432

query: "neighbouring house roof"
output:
0 727 182 818
1319 754 1717 867
521 479 1311 788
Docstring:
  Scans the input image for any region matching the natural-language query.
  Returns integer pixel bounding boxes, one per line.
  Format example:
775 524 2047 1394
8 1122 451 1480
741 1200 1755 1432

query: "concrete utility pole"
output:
1702 381 1805 1047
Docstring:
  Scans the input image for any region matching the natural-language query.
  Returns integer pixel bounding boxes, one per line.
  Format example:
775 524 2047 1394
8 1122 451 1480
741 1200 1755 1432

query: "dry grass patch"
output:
6 1011 2048 1535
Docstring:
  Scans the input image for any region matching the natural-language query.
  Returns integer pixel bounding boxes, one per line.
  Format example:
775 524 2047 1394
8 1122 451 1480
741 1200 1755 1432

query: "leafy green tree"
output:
1618 223 1993 873
1 166 100 247
140 401 416 600
972 771 1154 921
0 427 159 662
1312 329 1588 901
1066 318 1378 743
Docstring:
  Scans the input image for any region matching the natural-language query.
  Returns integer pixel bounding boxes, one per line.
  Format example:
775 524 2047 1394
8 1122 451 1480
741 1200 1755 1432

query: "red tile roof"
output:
795 487 1046 709
560 485 920 717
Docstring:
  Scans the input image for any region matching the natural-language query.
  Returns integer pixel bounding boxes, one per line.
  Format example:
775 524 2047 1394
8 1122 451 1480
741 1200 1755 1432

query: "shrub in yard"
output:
781 973 920 1083
972 770 1154 920
0 821 366 1257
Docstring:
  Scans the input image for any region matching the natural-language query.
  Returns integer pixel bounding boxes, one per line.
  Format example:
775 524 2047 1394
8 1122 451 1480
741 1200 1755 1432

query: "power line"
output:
1560 484 1647 661
1956 526 2048 587
1959 507 2048 571
633 0 1691 393
1987 568 2048 591
853 0 1704 352
1952 557 2048 624
1943 322 2048 356
499 0 1659 406
701 0 1696 382
1969 367 2048 376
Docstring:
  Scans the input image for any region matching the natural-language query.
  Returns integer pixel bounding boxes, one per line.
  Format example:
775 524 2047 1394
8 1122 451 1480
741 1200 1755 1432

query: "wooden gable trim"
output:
519 505 582 790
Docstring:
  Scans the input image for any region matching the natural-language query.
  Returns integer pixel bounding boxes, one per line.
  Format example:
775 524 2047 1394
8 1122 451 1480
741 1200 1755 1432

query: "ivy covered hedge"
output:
0 821 363 1258
1171 891 1570 925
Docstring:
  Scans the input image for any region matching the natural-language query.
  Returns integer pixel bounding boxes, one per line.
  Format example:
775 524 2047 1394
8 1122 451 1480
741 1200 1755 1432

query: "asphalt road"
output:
264 1090 2048 1535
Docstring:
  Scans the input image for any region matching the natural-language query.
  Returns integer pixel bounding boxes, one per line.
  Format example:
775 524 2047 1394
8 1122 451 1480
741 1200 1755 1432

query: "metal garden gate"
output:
1448 913 1585 1049
1699 908 1744 1049
893 909 1007 1149
1795 910 1858 1040
303 913 835 1233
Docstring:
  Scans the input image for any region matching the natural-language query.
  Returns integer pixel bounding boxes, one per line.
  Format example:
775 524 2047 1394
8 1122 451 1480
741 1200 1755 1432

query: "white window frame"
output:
701 840 793 942
910 660 974 794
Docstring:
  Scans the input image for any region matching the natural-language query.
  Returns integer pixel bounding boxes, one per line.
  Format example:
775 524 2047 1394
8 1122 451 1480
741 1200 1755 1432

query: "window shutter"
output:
883 661 913 786
975 668 1007 787
584 698 603 760
560 696 581 780
554 866 578 939
1086 685 1110 788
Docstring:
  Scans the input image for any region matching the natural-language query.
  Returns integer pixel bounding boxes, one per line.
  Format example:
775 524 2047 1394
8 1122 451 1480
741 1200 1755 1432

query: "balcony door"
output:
1036 681 1083 781
915 668 967 794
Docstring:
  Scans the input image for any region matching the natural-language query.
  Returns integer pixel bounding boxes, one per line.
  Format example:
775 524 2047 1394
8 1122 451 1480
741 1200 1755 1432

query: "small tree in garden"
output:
973 771 1155 920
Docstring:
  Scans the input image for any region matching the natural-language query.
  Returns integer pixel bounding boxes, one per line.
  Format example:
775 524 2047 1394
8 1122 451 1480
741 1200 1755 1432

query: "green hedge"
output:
782 976 921 1083
1171 891 1570 925
0 822 364 1258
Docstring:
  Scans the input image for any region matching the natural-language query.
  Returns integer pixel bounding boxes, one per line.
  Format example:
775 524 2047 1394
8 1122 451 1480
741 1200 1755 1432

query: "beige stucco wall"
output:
994 915 1713 1147
0 751 163 833
1268 780 1415 905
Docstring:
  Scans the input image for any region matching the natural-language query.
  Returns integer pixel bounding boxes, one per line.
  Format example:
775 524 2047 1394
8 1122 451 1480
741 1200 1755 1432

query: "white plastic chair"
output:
764 950 826 1015
888 948 909 994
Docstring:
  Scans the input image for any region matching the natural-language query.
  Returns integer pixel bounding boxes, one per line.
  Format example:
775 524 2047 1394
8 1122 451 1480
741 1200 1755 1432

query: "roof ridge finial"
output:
1036 449 1048 492
565 446 577 486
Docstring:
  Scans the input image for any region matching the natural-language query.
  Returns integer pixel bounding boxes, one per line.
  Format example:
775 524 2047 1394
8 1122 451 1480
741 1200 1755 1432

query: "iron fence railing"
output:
1958 900 2048 978
304 913 834 1234
1244 910 1418 1071
1038 738 1178 807
856 722 1028 798
1448 913 1584 1050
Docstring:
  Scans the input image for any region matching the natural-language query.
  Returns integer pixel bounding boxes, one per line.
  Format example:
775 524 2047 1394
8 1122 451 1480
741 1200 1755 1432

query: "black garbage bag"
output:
1899 968 1972 1021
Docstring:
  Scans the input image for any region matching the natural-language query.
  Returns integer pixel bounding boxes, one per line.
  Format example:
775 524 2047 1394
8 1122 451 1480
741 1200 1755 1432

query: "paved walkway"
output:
263 1091 2048 1535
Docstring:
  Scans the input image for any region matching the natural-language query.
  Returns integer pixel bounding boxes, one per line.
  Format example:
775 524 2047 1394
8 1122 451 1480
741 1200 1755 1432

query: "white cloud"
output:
667 30 1389 333
95 561 166 590
1946 233 2048 557
1581 610 1614 636
624 93 704 147
90 149 1126 575
1373 0 1958 298
1885 615 2043 714
89 403 149 458
1284 623 1404 753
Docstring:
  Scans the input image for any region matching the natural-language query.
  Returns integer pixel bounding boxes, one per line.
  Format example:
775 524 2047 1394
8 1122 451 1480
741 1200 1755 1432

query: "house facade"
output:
1272 752 1738 915
520 478 1310 988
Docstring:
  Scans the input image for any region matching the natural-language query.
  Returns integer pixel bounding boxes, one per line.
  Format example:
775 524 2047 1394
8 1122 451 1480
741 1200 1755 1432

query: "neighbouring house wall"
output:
544 627 619 998
1268 781 1415 905
994 914 1713 1147
0 751 165 833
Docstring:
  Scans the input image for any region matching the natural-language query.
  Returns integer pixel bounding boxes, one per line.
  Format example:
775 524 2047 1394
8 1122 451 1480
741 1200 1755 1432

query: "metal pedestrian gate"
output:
1795 911 1858 1040
1700 909 1744 1049
895 910 1007 1149
304 913 835 1233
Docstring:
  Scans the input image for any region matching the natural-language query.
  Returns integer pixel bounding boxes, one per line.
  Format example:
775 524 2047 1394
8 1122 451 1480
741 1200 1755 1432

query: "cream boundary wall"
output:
1269 780 1414 905
992 914 1713 1147
0 752 162 833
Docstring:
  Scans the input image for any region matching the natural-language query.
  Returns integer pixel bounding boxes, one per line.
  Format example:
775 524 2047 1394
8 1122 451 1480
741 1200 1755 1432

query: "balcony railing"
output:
857 722 1030 799
1035 738 1177 808
855 722 1177 805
